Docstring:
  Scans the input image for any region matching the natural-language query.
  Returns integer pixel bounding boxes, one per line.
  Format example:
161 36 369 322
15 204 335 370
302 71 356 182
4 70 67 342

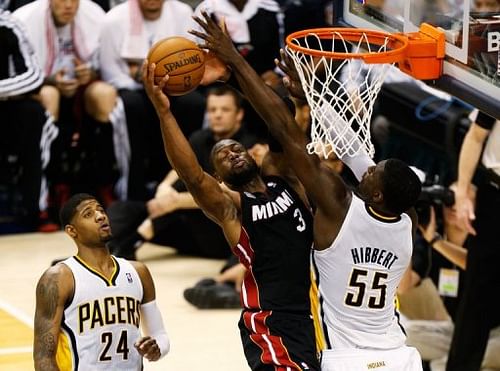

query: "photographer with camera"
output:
404 180 465 313
399 178 500 371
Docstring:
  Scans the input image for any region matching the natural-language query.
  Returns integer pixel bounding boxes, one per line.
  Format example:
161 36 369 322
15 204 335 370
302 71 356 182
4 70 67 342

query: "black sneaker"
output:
183 282 240 309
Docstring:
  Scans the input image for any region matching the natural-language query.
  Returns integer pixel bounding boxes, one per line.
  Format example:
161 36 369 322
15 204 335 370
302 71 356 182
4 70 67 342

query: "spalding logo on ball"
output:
147 36 205 96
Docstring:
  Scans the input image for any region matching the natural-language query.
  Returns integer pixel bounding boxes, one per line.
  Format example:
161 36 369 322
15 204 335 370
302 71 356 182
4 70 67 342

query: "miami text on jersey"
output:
251 190 294 221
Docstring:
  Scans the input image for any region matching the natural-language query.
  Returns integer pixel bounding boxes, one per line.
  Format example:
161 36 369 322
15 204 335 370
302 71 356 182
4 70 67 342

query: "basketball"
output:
147 36 205 96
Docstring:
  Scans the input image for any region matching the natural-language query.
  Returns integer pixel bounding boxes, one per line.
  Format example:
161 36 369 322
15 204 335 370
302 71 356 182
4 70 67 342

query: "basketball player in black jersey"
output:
142 66 319 369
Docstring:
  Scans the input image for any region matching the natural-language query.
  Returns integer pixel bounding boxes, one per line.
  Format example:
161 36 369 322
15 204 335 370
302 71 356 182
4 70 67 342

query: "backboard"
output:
335 0 500 119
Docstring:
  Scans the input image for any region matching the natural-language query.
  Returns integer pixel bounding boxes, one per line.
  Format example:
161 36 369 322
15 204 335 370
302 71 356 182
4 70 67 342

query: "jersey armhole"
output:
60 262 76 309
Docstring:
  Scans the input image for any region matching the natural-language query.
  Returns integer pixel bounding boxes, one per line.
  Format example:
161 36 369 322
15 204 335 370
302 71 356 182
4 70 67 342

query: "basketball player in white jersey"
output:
33 193 169 371
191 12 423 371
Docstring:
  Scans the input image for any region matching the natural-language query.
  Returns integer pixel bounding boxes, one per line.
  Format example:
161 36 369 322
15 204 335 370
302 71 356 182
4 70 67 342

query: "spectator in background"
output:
0 9 58 231
191 0 284 139
278 0 331 34
107 85 258 261
446 110 500 371
193 0 281 86
99 0 206 201
13 0 118 211
472 0 500 13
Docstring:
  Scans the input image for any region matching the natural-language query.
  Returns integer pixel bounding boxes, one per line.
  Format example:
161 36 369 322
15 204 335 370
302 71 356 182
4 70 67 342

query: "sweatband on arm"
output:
140 300 170 358
341 153 375 182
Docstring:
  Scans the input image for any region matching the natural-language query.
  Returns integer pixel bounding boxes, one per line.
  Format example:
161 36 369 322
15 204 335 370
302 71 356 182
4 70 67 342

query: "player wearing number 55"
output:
33 193 169 371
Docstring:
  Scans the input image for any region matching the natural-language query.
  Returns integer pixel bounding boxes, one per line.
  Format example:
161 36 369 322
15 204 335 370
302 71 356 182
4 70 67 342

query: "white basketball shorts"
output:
321 346 423 371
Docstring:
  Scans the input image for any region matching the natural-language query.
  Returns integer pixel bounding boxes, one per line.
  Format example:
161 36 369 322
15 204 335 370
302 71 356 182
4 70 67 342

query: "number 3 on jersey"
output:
294 208 306 232
345 268 388 309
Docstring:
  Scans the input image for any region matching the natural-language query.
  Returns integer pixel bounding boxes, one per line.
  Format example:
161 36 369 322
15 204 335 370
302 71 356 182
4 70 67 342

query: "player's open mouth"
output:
233 159 246 168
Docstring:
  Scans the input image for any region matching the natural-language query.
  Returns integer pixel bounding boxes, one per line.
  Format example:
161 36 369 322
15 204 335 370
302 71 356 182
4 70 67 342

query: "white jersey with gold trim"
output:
57 256 143 371
313 193 412 350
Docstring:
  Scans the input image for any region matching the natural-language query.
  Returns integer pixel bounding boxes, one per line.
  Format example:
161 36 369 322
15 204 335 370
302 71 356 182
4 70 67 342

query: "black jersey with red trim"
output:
233 176 314 313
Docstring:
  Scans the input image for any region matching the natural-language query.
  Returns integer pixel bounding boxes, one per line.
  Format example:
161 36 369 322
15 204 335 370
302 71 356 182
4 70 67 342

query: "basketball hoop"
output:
285 23 445 159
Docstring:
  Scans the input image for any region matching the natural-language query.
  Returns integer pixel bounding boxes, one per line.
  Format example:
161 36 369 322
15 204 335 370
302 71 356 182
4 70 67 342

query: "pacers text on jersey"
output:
78 296 141 333
351 247 399 270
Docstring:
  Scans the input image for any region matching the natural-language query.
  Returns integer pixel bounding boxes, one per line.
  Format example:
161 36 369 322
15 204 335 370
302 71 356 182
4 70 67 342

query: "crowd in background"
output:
1 1 499 370
0 0 331 233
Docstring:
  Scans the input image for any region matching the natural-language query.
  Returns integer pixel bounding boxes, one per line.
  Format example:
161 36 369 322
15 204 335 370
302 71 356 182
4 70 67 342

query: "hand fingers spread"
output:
198 42 210 51
188 29 209 42
191 14 208 31
219 16 228 34
281 49 293 67
275 58 288 74
202 10 219 30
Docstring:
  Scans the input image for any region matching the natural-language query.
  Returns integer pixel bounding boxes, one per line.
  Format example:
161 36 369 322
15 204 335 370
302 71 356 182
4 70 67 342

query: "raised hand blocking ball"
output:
147 36 205 96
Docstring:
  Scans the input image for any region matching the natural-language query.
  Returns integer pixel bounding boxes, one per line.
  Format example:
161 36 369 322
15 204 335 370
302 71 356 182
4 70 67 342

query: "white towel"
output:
13 0 105 75
194 0 279 44
120 0 193 61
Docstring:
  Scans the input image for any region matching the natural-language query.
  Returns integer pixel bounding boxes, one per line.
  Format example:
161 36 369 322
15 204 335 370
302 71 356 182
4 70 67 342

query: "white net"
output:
286 30 395 159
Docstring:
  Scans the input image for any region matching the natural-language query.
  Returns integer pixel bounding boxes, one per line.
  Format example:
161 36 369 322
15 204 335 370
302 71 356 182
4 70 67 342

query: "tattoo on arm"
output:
34 272 61 371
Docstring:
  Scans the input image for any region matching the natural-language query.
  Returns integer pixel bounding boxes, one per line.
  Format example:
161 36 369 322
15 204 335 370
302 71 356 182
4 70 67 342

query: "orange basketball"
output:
147 36 205 96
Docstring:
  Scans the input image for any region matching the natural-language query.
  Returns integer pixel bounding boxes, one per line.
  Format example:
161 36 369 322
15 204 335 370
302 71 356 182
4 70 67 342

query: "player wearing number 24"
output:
189 11 424 370
33 193 169 371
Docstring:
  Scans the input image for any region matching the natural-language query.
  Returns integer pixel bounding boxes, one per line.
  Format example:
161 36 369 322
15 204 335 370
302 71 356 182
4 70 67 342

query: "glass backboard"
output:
335 0 500 118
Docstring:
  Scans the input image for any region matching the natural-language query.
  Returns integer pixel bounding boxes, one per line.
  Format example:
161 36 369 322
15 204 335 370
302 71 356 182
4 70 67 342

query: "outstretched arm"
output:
190 12 349 218
142 62 240 245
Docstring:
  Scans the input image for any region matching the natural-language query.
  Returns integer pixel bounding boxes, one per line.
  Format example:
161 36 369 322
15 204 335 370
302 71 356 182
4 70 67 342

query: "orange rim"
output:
285 27 409 64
